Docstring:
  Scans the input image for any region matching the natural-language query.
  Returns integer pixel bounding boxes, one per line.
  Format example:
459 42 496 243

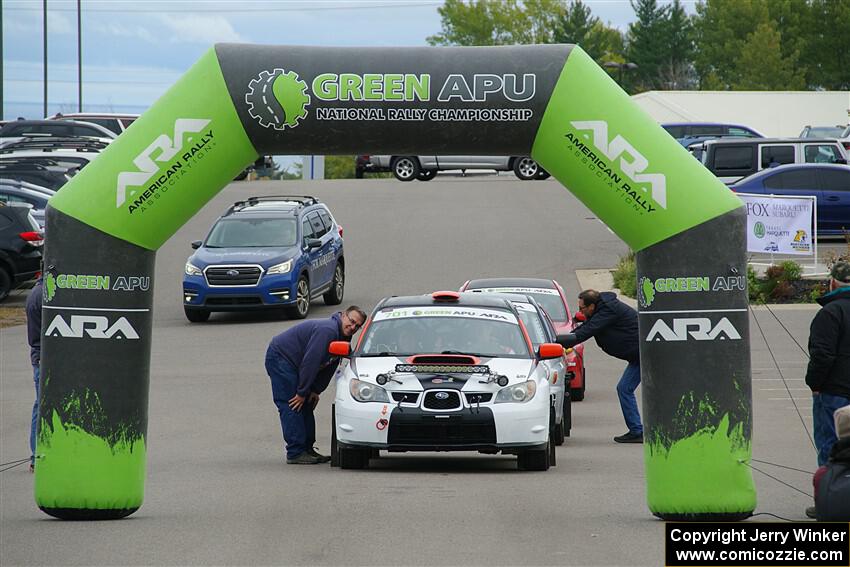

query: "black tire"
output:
549 406 558 464
563 390 572 438
418 169 437 181
355 168 364 179
331 405 339 467
0 267 11 302
287 275 310 319
535 168 551 180
517 440 550 471
554 418 565 446
513 156 539 180
392 156 420 181
339 446 369 469
323 263 345 305
571 365 586 401
184 307 210 323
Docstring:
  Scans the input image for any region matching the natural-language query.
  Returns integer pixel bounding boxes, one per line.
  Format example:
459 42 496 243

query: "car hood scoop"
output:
407 354 479 365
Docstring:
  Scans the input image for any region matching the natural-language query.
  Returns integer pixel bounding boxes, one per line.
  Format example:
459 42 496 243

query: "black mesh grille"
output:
464 393 493 404
206 296 262 306
391 392 420 403
387 413 497 446
205 266 261 286
423 390 461 410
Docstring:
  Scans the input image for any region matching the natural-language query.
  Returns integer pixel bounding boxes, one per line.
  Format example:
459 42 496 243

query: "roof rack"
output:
228 195 319 214
0 137 109 153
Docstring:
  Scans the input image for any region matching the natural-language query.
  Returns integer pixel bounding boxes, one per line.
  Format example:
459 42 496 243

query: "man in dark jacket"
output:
559 289 642 443
806 260 850 467
266 306 366 464
25 276 43 472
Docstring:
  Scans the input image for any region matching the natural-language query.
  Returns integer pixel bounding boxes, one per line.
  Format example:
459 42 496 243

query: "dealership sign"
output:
737 193 814 256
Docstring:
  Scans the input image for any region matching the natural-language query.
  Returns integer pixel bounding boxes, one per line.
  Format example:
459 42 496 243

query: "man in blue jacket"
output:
26 276 43 472
558 289 642 443
266 306 367 464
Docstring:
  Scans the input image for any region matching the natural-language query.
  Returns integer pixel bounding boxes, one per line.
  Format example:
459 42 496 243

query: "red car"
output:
459 277 587 401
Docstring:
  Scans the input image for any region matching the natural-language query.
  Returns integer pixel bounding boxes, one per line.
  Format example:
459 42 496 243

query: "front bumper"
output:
182 273 296 311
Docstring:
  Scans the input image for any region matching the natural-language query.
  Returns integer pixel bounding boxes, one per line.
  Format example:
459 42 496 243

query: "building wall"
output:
632 91 850 137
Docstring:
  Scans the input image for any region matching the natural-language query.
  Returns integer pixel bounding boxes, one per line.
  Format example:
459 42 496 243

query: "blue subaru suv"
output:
182 195 345 322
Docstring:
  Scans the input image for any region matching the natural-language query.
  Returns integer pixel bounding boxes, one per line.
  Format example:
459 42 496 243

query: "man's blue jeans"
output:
30 365 39 464
813 392 850 466
617 362 643 435
266 349 315 460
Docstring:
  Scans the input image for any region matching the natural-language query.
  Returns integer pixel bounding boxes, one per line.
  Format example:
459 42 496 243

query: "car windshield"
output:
467 286 567 321
205 217 297 247
804 127 846 138
359 306 529 358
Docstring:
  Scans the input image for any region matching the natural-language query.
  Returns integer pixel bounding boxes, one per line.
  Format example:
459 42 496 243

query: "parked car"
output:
0 138 106 191
0 202 44 301
459 277 587 401
696 138 849 184
329 290 560 470
47 112 138 136
358 154 550 182
731 163 850 237
182 195 345 322
0 162 71 191
662 122 764 140
798 124 850 154
0 119 115 148
0 183 55 228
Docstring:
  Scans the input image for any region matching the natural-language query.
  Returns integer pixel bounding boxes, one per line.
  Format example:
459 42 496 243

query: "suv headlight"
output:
185 262 202 276
349 378 390 403
267 259 292 275
495 380 537 403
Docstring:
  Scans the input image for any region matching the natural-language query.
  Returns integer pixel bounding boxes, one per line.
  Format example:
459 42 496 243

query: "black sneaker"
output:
308 448 332 463
805 506 817 519
614 431 643 443
286 452 322 465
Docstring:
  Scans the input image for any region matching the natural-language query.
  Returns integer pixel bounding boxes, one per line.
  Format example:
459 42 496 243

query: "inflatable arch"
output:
36 44 755 520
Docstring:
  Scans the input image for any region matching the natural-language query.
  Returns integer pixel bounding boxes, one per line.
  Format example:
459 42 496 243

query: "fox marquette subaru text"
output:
182 195 345 322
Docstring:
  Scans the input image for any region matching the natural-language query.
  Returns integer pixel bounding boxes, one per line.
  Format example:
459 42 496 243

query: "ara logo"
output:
45 314 140 340
646 317 741 342
116 119 211 208
246 69 311 130
570 120 667 209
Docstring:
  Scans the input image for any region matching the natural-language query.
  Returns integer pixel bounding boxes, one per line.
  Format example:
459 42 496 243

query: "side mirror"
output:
555 333 577 349
305 238 322 249
574 311 587 322
328 341 351 357
191 240 202 249
538 343 564 360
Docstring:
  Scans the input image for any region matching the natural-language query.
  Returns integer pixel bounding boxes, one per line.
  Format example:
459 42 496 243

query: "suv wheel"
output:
392 157 420 182
323 263 344 305
288 275 310 319
513 156 539 180
184 307 210 323
0 267 11 302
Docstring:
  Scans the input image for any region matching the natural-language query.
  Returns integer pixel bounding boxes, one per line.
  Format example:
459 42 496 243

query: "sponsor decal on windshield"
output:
374 306 518 324
473 286 559 296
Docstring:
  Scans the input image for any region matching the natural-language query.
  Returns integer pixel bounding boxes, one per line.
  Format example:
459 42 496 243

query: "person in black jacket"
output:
25 276 43 472
559 289 642 443
806 260 850 468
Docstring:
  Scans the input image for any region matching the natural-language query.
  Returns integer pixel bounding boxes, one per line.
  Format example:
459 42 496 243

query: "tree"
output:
802 0 850 89
427 0 527 46
656 0 697 89
626 0 670 91
731 21 805 90
324 156 359 180
553 0 624 63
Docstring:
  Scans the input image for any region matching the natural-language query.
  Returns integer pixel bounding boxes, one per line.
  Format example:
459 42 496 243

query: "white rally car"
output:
328 291 563 470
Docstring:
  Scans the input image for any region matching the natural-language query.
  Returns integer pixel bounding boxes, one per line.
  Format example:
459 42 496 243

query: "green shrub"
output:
612 251 637 298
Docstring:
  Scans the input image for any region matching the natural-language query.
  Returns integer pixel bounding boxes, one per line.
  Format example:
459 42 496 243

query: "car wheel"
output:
571 366 586 402
0 267 11 302
563 390 572 438
184 307 210 323
330 405 339 467
287 275 310 319
355 168 364 179
339 446 370 469
534 168 551 180
513 156 539 180
418 169 437 181
323 263 344 305
392 157 420 181
517 439 550 471
554 419 565 446
549 406 559 463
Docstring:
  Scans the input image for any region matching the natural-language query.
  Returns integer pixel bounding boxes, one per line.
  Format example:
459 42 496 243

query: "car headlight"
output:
349 378 390 403
495 380 537 403
185 262 202 276
267 259 292 275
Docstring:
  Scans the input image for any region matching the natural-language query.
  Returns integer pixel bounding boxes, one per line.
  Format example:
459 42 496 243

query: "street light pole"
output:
43 0 48 117
77 0 82 112
603 61 638 91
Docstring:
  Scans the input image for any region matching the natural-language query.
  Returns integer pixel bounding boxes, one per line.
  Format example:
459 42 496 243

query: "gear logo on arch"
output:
245 69 311 130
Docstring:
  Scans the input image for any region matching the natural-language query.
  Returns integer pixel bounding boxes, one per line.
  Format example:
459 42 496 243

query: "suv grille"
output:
205 265 262 286
423 390 461 411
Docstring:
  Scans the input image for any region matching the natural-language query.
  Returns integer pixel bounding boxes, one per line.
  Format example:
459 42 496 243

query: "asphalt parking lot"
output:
0 174 826 566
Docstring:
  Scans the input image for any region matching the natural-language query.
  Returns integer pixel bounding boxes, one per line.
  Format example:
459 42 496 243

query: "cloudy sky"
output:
3 0 696 121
